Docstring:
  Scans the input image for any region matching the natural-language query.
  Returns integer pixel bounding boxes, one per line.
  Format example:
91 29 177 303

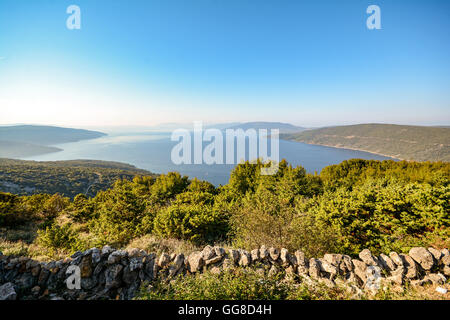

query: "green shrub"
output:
37 223 85 254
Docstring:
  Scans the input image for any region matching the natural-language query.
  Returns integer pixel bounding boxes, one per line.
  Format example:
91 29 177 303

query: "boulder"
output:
157 253 171 268
169 254 184 276
251 249 260 262
389 252 404 267
259 246 269 260
352 259 367 283
400 254 418 279
309 258 321 280
0 283 17 300
409 247 434 270
187 251 204 273
378 254 396 272
359 249 379 266
423 273 446 285
427 247 443 261
201 246 216 261
238 250 252 267
269 247 280 261
228 249 240 264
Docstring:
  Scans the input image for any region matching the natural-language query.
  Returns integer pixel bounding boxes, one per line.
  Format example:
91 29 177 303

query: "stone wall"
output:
0 245 449 300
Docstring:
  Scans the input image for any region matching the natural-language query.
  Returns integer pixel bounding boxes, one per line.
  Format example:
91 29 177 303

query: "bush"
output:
153 203 229 244
37 223 85 254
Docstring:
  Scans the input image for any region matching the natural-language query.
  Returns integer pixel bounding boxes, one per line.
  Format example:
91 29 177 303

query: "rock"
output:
214 247 226 257
319 259 338 279
238 250 251 267
158 253 171 268
436 287 448 294
228 249 240 264
378 254 396 272
294 250 307 266
441 255 450 266
259 246 269 260
101 245 114 257
441 248 449 257
423 273 446 285
443 265 450 276
205 255 222 266
386 267 404 285
341 255 353 273
364 266 382 292
91 248 101 265
107 250 127 264
352 259 367 283
428 247 443 261
359 249 379 266
129 257 144 272
169 254 184 276
323 254 342 266
105 264 123 289
309 258 321 280
268 247 280 261
280 248 292 265
251 249 260 262
409 247 434 270
389 252 404 267
187 251 204 273
80 255 93 278
202 246 216 260
400 254 418 279
0 283 17 300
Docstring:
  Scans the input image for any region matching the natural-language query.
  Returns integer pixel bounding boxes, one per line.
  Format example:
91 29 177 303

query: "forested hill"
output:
0 158 155 198
281 124 450 162
0 125 106 158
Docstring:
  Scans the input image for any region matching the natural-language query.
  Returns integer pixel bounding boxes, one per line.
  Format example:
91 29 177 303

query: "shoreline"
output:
284 139 404 161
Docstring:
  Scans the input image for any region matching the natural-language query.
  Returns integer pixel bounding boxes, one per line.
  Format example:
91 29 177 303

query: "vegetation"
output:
0 159 448 262
136 269 448 300
0 158 155 198
282 124 450 162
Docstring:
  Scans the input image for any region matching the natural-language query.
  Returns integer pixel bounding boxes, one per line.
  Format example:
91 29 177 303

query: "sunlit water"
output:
22 132 396 186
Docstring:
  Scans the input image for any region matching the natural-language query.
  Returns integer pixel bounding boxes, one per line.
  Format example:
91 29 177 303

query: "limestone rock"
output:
269 247 280 261
423 273 446 285
259 246 269 260
228 249 240 264
158 253 171 268
389 252 404 267
427 247 443 261
378 254 396 272
238 250 251 267
352 259 367 283
359 249 379 266
409 247 434 270
187 251 204 273
202 246 216 261
251 249 260 262
400 254 418 279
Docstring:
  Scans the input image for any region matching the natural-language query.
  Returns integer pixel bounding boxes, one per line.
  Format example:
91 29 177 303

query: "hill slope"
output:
0 158 155 198
281 124 450 162
0 125 107 158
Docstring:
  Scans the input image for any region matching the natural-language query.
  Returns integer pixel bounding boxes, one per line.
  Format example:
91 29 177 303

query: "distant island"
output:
0 125 106 158
281 123 450 162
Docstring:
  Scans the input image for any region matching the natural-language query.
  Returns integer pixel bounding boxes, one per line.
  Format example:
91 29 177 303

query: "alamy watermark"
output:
170 122 280 175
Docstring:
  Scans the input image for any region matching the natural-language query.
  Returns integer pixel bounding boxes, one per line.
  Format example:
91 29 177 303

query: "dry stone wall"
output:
1 245 449 300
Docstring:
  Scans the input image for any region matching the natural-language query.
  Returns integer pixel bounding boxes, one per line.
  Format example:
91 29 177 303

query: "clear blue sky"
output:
1 0 449 127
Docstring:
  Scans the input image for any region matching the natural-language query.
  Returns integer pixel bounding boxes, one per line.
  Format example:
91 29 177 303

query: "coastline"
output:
284 139 403 161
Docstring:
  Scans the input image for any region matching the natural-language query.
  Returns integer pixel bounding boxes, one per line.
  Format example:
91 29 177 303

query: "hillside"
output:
0 125 107 158
0 158 155 198
226 122 305 134
281 124 450 162
0 141 62 158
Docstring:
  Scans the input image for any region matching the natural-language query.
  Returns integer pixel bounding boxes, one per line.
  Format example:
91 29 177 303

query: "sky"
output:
0 0 449 128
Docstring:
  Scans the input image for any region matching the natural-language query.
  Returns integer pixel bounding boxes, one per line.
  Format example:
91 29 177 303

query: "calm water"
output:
22 132 395 186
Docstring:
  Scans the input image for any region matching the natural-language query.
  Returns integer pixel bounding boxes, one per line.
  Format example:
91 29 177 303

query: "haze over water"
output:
22 131 395 185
